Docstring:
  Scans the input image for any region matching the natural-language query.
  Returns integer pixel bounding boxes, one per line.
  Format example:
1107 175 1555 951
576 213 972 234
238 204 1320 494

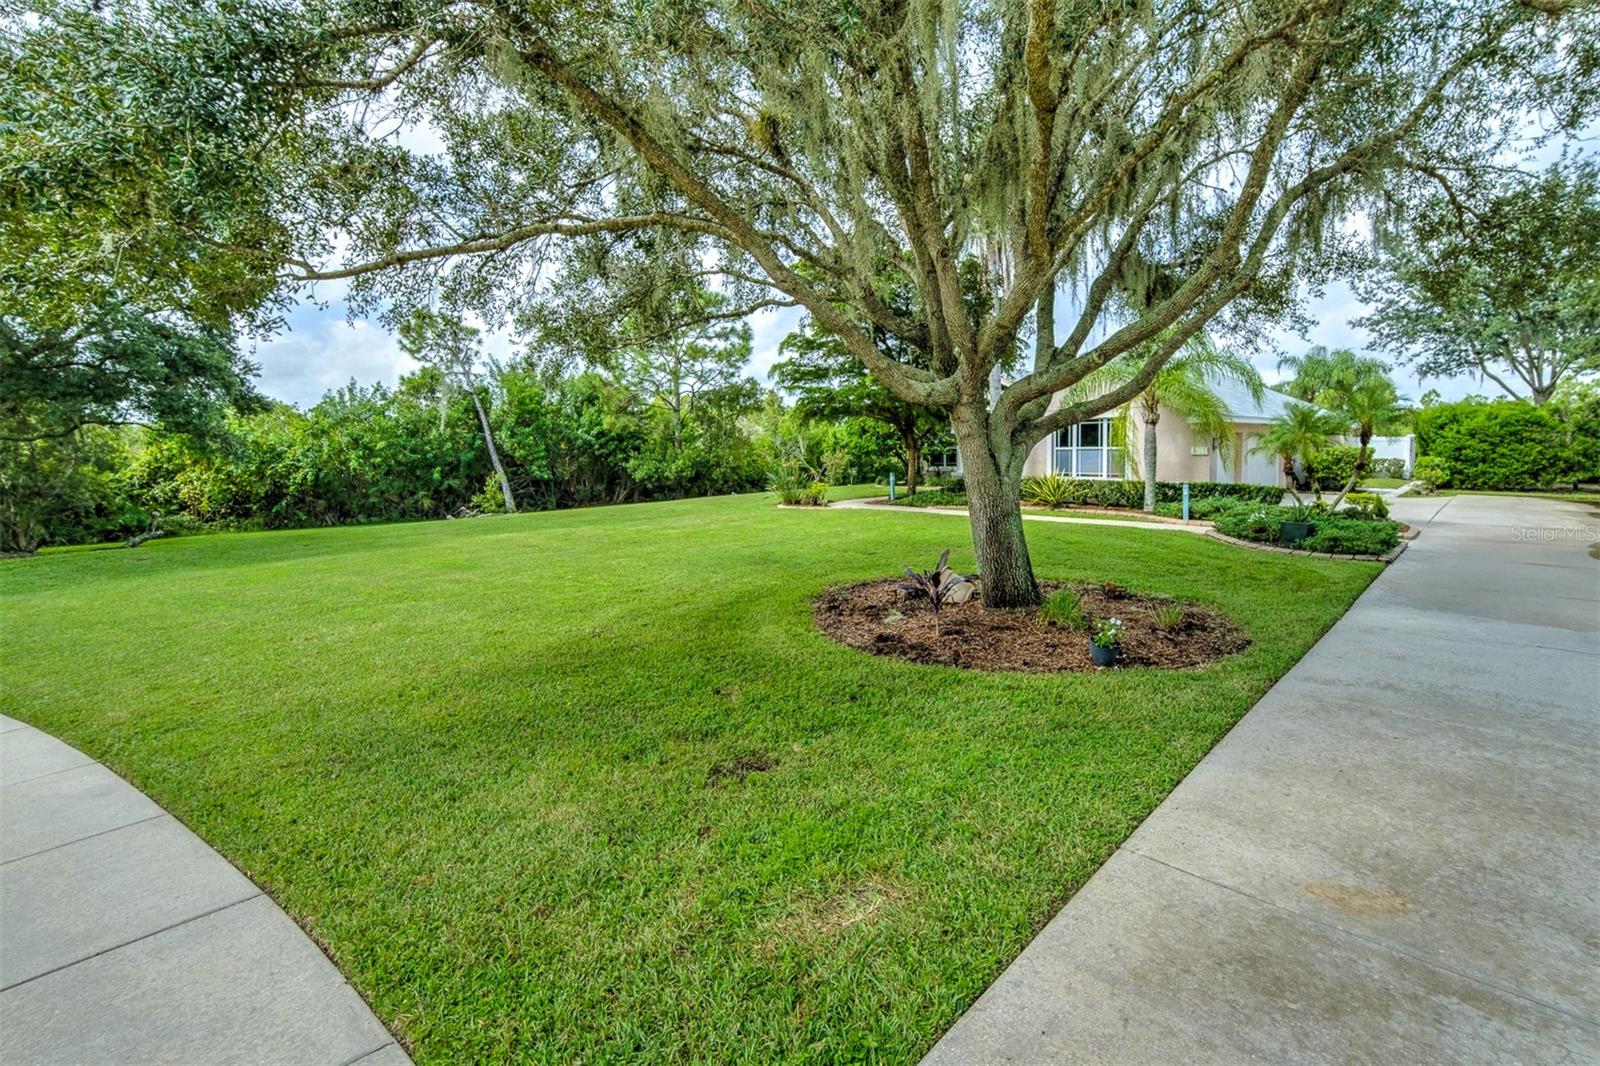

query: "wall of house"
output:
1132 405 1213 483
1021 401 1286 486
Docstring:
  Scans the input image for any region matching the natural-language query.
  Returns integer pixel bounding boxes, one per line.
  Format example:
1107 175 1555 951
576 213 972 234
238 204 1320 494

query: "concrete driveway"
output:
925 493 1600 1063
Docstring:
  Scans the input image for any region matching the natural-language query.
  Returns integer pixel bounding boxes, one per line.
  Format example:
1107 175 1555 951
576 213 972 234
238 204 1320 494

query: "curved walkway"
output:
924 492 1600 1062
0 720 409 1065
830 494 1216 534
828 495 1408 561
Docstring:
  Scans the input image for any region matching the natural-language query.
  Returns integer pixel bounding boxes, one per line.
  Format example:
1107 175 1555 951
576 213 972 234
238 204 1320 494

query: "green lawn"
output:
0 491 1378 1063
826 482 891 501
1417 487 1600 505
1358 477 1410 489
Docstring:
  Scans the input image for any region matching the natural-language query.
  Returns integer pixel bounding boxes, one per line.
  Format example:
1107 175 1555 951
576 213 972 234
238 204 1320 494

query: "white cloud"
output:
748 304 805 383
250 305 418 408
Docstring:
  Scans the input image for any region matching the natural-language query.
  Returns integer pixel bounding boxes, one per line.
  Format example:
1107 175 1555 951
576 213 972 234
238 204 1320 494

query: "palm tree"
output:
1064 335 1265 512
1323 376 1408 508
1252 403 1348 505
1276 346 1391 403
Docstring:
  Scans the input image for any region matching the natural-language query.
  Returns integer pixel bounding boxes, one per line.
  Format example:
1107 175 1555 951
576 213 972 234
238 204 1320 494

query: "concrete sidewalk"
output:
0 719 409 1065
925 493 1600 1063
829 494 1215 534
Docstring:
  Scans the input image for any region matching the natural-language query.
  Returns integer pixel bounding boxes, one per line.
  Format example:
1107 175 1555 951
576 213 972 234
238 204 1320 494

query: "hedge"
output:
1021 476 1282 509
1412 400 1574 490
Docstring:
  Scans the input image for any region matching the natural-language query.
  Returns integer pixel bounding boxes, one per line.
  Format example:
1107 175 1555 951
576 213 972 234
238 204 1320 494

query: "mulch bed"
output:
813 579 1250 672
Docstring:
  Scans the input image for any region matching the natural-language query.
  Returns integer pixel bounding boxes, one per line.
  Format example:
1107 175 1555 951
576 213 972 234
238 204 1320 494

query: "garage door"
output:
1239 434 1281 486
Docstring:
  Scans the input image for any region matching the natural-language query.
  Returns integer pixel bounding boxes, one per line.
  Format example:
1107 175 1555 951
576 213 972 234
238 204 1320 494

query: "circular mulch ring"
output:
813 579 1250 672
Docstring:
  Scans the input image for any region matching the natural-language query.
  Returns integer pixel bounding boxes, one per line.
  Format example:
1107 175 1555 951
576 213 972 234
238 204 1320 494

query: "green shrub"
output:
1213 505 1285 543
1302 517 1400 555
1412 400 1574 490
1153 603 1184 631
888 489 967 508
1319 451 1409 490
768 461 828 505
156 513 208 537
1020 474 1073 507
1315 445 1361 491
1342 492 1389 520
1023 477 1280 510
1153 496 1250 520
1214 503 1400 555
1368 457 1406 480
1411 456 1449 493
1039 588 1086 630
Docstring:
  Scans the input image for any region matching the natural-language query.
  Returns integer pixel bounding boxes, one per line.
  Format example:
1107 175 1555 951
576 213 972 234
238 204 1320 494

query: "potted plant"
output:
1089 617 1123 666
1279 503 1316 547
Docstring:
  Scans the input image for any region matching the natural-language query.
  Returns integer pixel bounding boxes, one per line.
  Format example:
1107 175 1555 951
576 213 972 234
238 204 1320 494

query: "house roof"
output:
1207 378 1308 424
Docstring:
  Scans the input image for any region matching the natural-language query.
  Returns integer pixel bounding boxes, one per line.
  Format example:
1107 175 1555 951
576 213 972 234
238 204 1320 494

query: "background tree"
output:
1548 378 1600 483
772 315 946 495
1273 347 1405 501
1 304 258 444
13 1 1596 604
0 300 259 554
1357 161 1600 405
618 297 753 453
1064 335 1264 512
398 310 516 513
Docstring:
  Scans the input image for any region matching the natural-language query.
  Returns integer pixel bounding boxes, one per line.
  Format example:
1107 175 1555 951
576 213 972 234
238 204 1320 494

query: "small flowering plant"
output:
1090 616 1124 649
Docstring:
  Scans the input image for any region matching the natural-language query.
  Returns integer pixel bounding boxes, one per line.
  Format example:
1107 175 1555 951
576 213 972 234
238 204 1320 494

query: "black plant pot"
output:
1090 641 1120 667
1280 520 1314 547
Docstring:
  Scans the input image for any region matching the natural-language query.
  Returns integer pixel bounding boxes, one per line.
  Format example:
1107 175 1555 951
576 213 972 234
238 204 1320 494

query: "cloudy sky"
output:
251 274 1486 412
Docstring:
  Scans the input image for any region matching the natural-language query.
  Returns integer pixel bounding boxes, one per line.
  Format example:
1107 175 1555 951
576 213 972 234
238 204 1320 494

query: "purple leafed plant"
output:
896 549 976 634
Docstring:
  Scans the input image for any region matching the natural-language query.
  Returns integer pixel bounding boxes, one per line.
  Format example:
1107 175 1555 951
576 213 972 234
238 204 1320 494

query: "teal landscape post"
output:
1182 483 1190 521
889 473 897 501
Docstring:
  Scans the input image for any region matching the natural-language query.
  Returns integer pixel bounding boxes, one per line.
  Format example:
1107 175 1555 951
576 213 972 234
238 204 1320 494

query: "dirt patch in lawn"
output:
814 579 1249 672
705 752 779 787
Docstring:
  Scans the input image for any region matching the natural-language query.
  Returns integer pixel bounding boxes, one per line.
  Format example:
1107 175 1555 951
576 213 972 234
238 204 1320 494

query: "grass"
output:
1413 487 1600 505
884 488 969 508
0 490 1379 1064
1357 477 1409 489
825 482 891 502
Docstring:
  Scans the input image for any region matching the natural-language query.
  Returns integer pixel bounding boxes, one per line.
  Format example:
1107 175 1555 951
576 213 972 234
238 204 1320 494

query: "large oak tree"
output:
9 0 1596 604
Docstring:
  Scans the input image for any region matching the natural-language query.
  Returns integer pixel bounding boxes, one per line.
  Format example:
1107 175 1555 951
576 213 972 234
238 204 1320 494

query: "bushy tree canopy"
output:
1358 161 1600 405
0 304 258 442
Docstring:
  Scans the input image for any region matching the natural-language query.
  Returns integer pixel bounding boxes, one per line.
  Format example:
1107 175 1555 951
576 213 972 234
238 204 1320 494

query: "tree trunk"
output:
901 429 920 495
952 406 1039 609
1329 433 1371 511
1141 398 1160 513
472 390 517 513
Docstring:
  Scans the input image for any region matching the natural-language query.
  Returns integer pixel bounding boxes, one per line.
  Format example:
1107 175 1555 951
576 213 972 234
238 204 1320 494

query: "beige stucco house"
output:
1019 378 1302 487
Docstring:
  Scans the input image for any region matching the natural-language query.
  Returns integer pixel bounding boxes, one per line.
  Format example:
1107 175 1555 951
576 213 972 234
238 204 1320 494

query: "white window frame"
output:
1051 418 1123 479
